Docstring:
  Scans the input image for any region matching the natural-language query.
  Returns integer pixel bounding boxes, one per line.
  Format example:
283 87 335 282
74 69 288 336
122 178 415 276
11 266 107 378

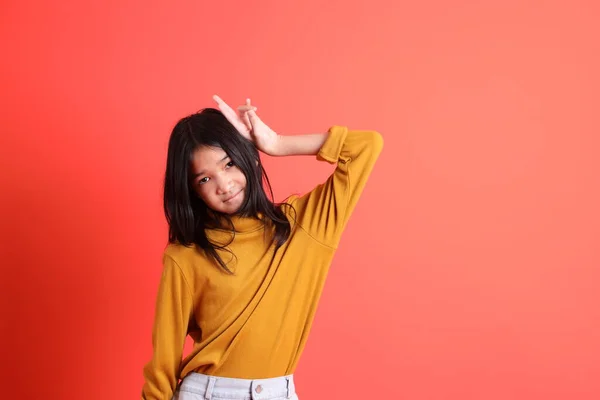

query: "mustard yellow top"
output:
142 126 383 399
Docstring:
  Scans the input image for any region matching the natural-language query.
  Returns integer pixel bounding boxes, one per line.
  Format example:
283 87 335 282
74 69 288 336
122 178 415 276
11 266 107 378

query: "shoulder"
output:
281 194 300 207
162 242 212 278
279 195 302 225
164 242 200 262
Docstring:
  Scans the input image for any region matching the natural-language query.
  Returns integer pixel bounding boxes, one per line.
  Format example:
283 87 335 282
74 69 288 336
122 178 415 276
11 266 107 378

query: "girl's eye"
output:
198 177 210 185
225 161 234 168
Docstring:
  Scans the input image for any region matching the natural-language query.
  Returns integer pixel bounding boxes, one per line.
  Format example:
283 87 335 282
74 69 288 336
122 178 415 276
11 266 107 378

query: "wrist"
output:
272 133 329 157
272 135 290 156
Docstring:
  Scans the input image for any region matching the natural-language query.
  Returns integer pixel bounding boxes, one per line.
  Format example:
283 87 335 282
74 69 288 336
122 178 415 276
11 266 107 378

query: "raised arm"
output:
291 126 384 248
213 95 384 247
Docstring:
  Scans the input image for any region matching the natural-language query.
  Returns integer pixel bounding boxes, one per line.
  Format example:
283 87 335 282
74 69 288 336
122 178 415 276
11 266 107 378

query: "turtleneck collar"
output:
205 213 266 236
227 214 266 233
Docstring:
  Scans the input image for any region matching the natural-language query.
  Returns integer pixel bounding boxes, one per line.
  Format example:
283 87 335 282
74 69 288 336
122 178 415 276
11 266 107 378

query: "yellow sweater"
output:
142 126 383 399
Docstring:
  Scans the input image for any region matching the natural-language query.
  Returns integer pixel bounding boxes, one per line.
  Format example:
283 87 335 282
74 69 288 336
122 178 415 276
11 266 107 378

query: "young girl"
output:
142 95 383 400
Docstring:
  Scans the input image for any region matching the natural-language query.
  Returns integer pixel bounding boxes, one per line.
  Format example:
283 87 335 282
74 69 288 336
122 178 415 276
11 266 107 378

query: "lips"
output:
224 190 242 203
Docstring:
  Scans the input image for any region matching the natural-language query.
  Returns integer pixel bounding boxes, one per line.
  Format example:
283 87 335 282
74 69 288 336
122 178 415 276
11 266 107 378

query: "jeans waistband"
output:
177 372 296 400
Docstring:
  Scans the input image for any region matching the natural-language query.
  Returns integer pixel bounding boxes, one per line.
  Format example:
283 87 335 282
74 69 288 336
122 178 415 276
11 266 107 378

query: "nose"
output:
215 175 233 195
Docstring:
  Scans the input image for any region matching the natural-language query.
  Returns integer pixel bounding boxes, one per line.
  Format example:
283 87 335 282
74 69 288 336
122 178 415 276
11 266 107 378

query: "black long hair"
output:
163 108 292 273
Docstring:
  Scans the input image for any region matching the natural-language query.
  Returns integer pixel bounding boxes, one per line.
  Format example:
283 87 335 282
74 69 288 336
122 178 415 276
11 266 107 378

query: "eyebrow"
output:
192 154 230 179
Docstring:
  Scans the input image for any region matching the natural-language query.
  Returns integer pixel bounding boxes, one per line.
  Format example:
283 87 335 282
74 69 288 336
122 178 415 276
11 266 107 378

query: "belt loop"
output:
286 376 292 399
204 376 217 400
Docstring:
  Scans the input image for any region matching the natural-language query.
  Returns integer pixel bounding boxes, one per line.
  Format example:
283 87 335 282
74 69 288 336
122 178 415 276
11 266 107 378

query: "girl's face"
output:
190 145 247 214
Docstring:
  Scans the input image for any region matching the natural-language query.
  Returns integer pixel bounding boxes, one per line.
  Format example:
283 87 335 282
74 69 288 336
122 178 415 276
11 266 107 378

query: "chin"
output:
222 203 243 215
222 205 241 214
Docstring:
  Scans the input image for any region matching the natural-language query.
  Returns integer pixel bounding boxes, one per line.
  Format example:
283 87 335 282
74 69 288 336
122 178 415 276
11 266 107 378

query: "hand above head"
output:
212 95 282 156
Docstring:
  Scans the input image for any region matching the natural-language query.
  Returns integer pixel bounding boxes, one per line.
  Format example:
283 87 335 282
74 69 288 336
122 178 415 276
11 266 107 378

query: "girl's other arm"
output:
141 255 193 399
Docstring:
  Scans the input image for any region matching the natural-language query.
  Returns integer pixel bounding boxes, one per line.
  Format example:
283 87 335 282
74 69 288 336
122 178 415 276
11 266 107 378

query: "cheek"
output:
194 184 211 201
234 170 247 186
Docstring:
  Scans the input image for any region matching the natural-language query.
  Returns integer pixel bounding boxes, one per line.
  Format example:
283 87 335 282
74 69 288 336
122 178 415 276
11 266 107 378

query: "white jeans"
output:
173 372 299 400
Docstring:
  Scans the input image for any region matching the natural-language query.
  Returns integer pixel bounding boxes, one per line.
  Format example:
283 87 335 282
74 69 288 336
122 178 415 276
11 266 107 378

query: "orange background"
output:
1 1 599 399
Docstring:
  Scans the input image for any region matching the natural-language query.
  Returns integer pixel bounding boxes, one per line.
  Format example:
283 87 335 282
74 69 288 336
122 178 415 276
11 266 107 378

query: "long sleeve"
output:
142 254 193 400
292 126 384 248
